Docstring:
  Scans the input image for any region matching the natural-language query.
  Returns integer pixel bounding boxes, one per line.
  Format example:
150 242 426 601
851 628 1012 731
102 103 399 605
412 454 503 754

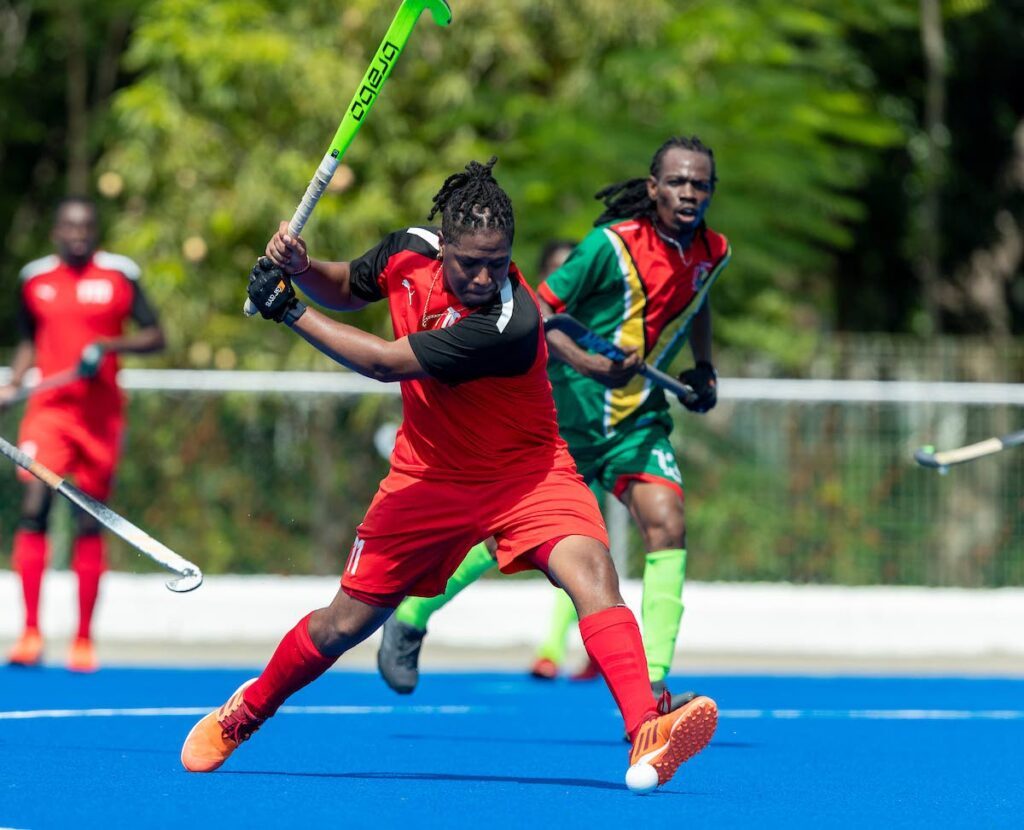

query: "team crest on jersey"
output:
77 279 114 305
692 261 713 291
34 284 57 302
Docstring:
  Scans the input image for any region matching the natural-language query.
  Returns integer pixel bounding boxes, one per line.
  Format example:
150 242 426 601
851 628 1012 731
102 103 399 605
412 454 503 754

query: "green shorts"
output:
568 425 684 500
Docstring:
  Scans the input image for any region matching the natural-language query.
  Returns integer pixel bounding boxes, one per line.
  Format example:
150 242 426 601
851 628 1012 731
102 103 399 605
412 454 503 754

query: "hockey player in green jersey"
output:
378 137 731 707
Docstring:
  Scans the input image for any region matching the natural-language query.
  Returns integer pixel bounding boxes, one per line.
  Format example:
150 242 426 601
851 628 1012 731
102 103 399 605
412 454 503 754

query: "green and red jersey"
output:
537 217 730 446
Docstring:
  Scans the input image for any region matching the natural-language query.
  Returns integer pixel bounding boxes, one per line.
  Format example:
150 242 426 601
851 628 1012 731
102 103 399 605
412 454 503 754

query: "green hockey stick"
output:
244 0 453 316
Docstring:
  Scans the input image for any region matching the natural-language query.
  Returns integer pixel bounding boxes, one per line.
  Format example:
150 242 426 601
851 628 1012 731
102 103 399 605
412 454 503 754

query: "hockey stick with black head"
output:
244 0 453 316
914 427 1024 474
0 434 203 592
544 313 698 406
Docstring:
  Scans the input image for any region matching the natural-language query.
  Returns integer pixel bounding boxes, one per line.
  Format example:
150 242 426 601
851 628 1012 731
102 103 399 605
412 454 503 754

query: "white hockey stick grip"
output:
244 153 341 317
288 153 340 236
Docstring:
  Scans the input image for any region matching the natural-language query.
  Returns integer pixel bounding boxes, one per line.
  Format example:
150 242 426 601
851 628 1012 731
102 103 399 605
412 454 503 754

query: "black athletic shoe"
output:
652 679 699 714
377 617 426 694
623 681 701 742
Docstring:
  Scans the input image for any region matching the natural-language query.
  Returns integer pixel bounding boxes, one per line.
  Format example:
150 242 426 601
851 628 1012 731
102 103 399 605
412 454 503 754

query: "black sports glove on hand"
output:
78 343 106 379
678 361 717 413
247 257 306 325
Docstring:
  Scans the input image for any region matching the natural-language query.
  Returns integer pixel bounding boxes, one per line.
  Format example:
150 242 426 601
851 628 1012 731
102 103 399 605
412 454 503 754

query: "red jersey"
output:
17 251 154 416
348 227 578 482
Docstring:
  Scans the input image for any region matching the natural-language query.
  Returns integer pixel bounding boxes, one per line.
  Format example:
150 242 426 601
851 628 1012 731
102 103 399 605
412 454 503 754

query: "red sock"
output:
12 530 48 631
72 535 106 640
244 613 339 718
579 605 659 740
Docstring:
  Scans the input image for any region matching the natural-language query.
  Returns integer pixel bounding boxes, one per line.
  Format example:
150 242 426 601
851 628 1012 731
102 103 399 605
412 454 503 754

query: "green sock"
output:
394 542 497 632
535 588 579 664
641 548 687 684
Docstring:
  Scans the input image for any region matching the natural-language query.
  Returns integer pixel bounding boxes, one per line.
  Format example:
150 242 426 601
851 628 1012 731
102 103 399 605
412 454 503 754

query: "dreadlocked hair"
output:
428 156 515 243
593 136 717 227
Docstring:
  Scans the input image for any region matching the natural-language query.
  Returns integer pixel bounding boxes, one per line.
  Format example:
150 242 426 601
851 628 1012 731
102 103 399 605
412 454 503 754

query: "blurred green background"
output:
1 0 1022 584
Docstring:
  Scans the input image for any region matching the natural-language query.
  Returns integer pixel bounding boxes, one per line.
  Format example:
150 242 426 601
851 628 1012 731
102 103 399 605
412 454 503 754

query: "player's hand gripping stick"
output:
243 0 452 316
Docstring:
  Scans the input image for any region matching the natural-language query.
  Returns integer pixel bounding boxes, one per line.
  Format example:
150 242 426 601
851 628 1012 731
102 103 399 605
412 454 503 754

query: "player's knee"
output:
568 545 620 593
19 484 52 532
17 514 49 533
75 510 102 537
646 522 685 551
311 602 389 656
641 507 686 550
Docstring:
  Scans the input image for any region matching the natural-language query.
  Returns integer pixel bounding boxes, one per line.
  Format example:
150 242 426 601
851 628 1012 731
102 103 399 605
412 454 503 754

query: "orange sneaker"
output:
67 638 98 673
8 628 43 666
629 695 718 787
529 657 559 680
181 679 265 772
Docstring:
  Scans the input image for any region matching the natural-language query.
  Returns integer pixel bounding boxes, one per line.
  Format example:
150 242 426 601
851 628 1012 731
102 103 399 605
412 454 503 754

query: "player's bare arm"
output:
95 326 166 356
540 296 641 387
265 220 368 311
0 340 36 407
688 298 712 365
290 310 426 382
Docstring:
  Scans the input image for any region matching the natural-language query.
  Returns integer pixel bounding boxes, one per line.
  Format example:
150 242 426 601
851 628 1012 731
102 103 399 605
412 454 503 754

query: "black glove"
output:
247 257 306 325
78 342 107 379
678 361 717 413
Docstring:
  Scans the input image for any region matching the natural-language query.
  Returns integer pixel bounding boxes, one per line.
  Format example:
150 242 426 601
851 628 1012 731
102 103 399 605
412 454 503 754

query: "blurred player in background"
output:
180 158 717 788
379 136 731 708
1 196 165 672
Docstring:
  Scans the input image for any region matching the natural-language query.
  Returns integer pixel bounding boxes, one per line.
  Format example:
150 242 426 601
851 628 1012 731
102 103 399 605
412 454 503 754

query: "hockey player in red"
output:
0 197 165 671
179 159 717 790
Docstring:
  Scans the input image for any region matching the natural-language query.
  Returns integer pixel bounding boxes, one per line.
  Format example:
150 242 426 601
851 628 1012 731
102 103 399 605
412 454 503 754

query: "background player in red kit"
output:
0 197 165 672
180 159 718 790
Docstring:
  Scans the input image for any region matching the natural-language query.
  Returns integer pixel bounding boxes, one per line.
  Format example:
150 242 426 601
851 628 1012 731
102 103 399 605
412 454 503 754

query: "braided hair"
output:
593 136 716 227
428 156 515 244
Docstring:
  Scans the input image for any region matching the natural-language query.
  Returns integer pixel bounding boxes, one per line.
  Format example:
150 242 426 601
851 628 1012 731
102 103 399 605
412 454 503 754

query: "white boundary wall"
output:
4 367 1024 404
3 572 1024 661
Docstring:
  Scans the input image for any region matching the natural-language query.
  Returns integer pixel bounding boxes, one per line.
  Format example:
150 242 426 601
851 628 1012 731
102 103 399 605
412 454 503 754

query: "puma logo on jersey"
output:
440 307 462 328
76 279 114 305
402 279 415 305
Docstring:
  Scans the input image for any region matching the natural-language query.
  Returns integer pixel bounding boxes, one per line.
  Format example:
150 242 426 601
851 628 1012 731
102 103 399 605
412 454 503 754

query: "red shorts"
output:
341 464 609 607
17 406 124 500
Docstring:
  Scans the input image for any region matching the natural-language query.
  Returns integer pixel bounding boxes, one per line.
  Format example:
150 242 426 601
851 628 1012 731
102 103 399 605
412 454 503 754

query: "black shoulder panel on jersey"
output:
349 227 441 303
407 276 540 385
129 281 159 328
16 292 36 340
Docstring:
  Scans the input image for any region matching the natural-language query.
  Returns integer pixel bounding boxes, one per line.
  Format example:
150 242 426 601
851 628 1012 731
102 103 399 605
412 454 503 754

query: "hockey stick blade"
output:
544 313 698 405
914 427 1024 472
0 434 203 592
244 0 452 317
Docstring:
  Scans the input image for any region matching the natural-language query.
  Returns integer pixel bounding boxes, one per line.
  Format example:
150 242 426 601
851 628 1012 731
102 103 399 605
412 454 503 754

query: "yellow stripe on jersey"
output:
649 245 732 373
602 227 651 435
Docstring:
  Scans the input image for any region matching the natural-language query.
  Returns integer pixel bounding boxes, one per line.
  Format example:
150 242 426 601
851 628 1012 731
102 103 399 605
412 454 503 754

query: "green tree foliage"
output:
0 0 144 337
99 0 901 371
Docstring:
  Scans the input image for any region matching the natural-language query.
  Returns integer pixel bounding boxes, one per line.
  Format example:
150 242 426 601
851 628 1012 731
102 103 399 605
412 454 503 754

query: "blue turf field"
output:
2 666 1021 828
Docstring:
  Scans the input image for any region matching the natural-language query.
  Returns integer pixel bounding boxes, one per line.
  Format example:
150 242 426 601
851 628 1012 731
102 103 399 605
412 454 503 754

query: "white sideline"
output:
2 572 1024 661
